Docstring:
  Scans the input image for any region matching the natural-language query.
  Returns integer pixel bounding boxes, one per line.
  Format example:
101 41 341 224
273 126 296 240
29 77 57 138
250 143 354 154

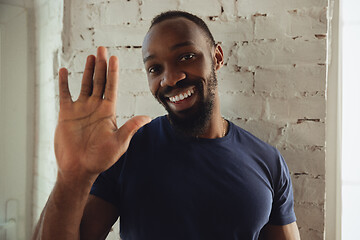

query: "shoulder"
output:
229 121 280 158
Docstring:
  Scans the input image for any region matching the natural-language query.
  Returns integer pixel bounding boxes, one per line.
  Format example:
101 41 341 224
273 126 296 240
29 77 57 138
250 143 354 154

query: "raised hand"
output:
54 47 150 181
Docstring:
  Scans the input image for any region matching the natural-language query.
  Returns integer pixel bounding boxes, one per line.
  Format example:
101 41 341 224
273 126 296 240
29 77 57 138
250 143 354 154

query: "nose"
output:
160 65 186 87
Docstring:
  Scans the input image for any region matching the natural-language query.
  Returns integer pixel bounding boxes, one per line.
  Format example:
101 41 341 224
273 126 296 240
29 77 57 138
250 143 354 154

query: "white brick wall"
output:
33 0 330 239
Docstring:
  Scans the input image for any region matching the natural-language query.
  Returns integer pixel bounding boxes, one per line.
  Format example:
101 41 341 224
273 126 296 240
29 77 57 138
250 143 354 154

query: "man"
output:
33 11 301 240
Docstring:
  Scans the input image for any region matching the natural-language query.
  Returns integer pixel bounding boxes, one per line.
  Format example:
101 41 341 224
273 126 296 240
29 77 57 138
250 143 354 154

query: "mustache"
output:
160 78 202 96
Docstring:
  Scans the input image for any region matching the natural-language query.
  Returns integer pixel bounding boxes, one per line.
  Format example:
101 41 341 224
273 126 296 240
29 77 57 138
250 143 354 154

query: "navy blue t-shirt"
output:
90 116 296 240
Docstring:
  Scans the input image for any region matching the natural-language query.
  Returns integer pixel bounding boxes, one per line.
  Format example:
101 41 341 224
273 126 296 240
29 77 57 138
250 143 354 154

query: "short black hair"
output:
150 10 216 47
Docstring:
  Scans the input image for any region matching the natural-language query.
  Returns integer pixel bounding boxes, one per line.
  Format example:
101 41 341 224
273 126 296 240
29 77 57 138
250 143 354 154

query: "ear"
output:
214 44 224 71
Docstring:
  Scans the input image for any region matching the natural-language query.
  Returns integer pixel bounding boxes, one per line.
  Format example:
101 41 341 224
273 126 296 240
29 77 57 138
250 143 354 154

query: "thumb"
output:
115 115 152 147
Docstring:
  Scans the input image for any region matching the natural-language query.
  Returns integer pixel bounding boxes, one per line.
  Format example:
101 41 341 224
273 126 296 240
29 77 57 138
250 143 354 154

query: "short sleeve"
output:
268 152 297 225
90 155 126 208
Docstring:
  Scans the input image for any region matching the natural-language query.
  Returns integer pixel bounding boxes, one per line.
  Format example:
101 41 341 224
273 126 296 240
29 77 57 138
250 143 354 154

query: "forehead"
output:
142 17 209 58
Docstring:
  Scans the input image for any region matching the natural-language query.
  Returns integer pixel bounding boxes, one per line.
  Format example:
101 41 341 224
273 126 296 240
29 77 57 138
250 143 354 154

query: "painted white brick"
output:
281 148 325 176
231 118 284 144
292 175 325 204
217 69 253 93
66 72 82 101
285 122 325 146
99 0 139 26
295 203 324 232
287 7 327 36
228 38 326 66
236 0 327 16
93 24 149 47
118 70 149 92
71 2 99 28
108 47 144 70
70 27 95 49
298 228 323 240
266 95 326 122
140 0 179 21
254 14 289 39
207 18 253 42
218 0 236 20
116 92 136 118
178 0 222 17
221 93 263 119
254 64 326 98
288 0 328 9
134 93 167 118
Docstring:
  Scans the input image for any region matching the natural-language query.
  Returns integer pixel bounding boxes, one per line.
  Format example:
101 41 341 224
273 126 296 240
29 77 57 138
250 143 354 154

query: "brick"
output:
292 175 325 204
221 93 263 119
70 27 95 49
286 122 325 146
70 49 96 73
295 203 324 231
71 2 99 28
93 24 149 46
254 14 289 39
207 18 253 42
254 64 326 98
118 69 149 92
231 118 284 144
228 38 326 66
140 0 178 21
116 92 136 117
217 69 253 93
108 47 144 70
267 95 326 122
179 0 222 17
298 228 323 240
134 93 167 118
287 7 327 36
218 0 236 20
99 0 139 26
280 148 325 176
288 0 328 9
67 72 82 101
236 0 327 16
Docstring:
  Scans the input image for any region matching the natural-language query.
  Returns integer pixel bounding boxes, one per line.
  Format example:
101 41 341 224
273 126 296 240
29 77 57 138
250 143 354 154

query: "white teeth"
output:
169 88 195 103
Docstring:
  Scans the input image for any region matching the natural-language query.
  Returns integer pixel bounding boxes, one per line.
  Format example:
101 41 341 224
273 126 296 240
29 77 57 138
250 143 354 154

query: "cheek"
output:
148 78 160 97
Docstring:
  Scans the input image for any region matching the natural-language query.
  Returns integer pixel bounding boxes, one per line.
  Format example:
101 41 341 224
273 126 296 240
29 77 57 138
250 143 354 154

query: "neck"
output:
196 93 227 139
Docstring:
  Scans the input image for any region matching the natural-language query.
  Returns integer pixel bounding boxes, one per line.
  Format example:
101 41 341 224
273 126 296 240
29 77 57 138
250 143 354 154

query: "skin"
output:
32 17 301 240
142 18 225 138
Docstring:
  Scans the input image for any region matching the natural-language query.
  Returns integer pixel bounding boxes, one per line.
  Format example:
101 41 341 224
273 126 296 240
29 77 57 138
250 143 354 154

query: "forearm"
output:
32 172 96 240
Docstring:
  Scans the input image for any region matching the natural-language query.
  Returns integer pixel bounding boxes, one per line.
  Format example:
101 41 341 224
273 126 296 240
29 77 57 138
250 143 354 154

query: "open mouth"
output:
168 88 195 103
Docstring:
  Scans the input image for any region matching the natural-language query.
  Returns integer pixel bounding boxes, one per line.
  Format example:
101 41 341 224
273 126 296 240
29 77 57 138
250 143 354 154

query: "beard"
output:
155 67 218 137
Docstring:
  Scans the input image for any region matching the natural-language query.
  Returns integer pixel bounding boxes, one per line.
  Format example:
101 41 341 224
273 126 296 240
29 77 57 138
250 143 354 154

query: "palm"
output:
55 47 150 179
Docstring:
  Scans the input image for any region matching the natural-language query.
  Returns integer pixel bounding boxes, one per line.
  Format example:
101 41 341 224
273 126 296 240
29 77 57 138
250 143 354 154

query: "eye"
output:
179 53 195 62
148 65 162 74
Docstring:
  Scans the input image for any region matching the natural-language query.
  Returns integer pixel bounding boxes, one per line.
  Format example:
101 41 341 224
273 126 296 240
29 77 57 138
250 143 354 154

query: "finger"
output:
104 56 119 102
115 115 152 149
58 68 73 106
79 55 95 101
92 46 107 98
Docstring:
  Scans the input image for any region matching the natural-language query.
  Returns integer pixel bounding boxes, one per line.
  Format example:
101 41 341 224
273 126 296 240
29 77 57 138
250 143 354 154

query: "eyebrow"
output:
143 41 195 63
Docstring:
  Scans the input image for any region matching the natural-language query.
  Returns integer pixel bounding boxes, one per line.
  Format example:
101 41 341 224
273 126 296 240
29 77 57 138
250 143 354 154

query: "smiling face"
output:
142 17 223 136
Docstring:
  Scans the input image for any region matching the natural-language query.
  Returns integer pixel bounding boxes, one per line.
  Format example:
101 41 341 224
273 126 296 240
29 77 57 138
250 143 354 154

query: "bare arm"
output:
260 222 301 240
32 47 150 240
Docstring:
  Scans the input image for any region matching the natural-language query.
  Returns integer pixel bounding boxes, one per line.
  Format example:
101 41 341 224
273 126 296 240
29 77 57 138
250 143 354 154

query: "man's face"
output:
142 17 222 136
